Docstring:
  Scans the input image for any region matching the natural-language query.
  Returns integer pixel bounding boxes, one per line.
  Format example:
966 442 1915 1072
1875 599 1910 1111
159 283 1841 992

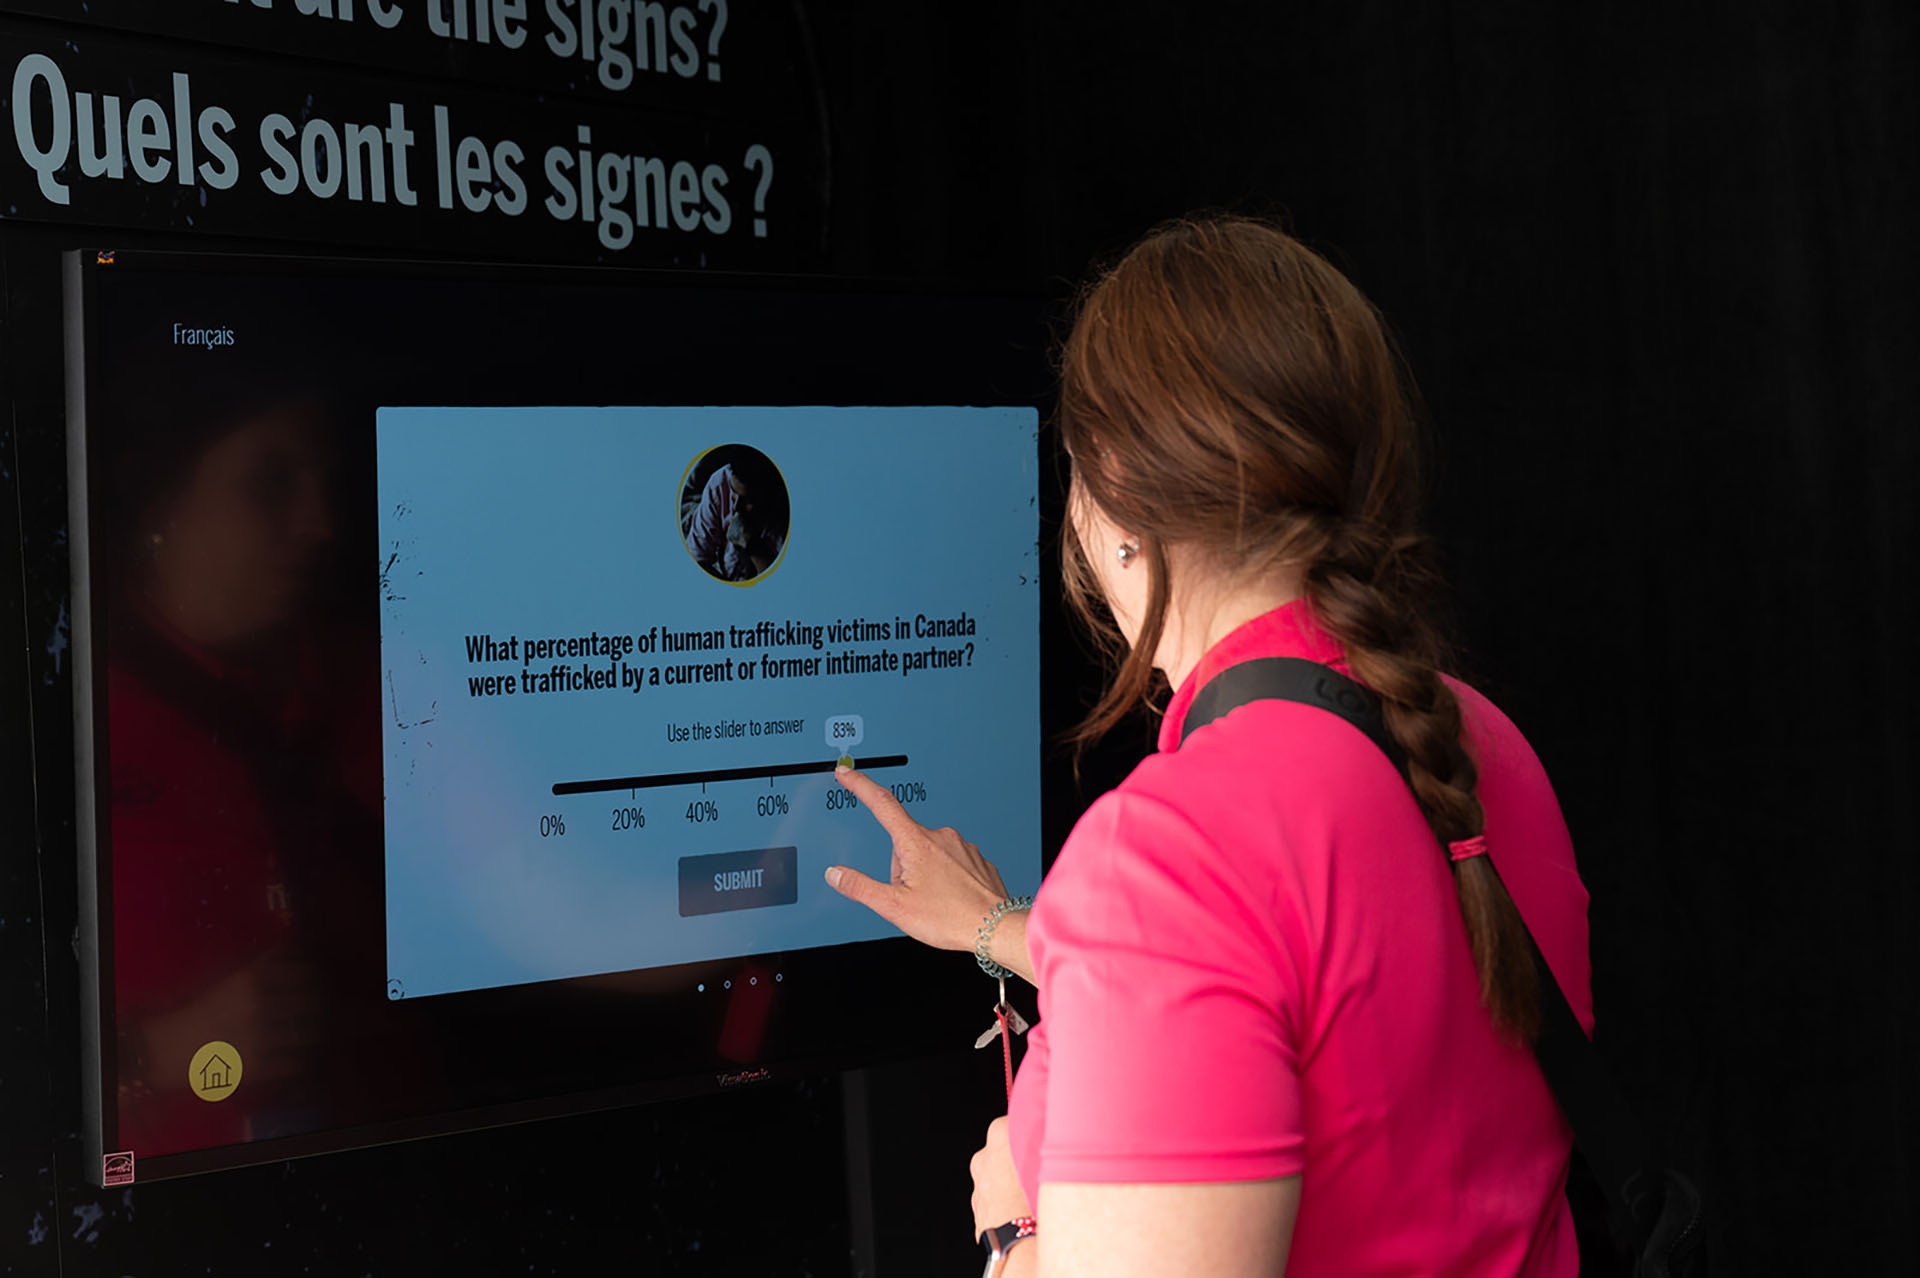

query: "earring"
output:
1116 541 1139 568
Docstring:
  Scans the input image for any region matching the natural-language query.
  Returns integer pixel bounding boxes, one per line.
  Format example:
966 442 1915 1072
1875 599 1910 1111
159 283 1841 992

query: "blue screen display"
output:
378 405 1041 998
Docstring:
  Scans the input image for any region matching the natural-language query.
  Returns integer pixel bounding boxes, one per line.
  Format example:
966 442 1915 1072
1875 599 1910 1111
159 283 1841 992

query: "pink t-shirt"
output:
1008 600 1592 1276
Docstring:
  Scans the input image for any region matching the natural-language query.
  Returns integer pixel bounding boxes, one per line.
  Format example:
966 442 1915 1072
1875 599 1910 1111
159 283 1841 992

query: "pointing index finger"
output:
834 766 919 840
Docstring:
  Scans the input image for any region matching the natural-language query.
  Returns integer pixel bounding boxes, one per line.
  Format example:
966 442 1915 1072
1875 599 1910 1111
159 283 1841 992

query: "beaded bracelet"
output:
975 895 1034 979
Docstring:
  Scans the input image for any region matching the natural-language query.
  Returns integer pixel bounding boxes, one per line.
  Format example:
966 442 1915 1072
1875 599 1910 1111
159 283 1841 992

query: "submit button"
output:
678 846 799 917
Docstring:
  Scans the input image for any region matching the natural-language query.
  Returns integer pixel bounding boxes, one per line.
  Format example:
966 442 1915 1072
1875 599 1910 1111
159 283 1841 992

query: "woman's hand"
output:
971 1116 1033 1240
824 767 1034 983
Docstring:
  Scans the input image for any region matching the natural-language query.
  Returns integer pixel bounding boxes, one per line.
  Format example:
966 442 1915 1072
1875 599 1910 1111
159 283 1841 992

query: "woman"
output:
827 214 1592 1276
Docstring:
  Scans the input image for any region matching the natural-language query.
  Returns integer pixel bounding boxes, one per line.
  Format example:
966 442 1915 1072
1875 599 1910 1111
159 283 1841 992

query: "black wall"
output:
6 2 1915 1275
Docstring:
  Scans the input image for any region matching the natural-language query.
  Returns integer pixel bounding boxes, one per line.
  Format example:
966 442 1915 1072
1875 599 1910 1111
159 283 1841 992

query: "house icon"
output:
188 1040 242 1102
199 1054 234 1092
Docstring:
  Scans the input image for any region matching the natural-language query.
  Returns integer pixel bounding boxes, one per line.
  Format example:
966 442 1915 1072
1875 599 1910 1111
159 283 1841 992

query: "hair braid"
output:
1306 524 1541 1044
1059 212 1544 1047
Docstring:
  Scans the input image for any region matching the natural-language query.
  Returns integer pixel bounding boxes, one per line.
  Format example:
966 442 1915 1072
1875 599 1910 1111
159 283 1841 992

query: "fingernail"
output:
824 866 843 888
834 764 851 775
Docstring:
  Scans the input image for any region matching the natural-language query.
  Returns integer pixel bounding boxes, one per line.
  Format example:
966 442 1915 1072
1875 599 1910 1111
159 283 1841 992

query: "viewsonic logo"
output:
715 1067 772 1088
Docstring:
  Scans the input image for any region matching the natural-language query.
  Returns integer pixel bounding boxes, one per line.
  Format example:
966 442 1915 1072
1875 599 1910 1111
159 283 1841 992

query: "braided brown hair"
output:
1059 213 1541 1044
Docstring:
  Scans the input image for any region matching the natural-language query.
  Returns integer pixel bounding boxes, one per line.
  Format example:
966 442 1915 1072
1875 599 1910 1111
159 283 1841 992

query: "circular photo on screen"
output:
678 444 791 586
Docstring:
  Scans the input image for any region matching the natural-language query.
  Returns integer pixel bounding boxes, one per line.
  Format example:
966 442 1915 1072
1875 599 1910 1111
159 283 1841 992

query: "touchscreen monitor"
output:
65 251 1047 1183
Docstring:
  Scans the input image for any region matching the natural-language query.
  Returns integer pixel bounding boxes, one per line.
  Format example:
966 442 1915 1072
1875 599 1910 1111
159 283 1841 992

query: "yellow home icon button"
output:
188 1040 243 1102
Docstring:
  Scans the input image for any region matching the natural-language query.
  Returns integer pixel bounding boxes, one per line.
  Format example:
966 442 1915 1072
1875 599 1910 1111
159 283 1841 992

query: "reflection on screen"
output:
100 384 397 1156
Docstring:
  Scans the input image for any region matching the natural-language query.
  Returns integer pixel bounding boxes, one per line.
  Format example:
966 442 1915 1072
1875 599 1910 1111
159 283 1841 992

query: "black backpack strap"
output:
1181 658 1409 779
1177 658 1669 1256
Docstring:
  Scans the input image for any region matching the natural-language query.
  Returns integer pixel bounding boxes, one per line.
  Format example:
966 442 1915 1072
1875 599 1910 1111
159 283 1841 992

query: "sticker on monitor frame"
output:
102 1151 134 1186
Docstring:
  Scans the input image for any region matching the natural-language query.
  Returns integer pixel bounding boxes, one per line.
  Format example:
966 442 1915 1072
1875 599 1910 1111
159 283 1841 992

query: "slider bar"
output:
553 754 909 796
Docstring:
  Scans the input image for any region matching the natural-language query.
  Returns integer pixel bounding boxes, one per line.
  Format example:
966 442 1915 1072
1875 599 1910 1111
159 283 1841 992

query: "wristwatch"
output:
979 1216 1036 1277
